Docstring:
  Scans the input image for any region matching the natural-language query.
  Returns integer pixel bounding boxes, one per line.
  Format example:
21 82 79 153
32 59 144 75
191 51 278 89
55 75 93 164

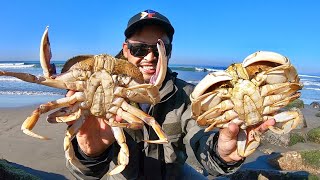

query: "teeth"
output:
142 66 155 70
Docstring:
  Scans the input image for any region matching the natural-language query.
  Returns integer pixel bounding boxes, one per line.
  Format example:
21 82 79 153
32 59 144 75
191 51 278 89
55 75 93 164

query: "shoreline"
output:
0 94 64 108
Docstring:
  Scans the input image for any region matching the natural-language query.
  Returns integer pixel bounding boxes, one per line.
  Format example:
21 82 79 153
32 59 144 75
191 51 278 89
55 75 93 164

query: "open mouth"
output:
139 65 156 74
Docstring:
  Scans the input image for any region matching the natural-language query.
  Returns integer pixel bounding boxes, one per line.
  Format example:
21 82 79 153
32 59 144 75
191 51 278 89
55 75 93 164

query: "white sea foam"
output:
300 80 320 87
0 62 35 68
0 91 64 96
0 77 23 81
206 68 224 72
195 67 205 72
187 80 200 85
304 87 320 91
299 74 320 79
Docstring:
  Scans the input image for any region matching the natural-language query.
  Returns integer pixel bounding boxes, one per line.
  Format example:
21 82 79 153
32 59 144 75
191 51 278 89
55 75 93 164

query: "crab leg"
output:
261 82 302 97
47 102 82 123
204 110 238 132
21 92 85 139
108 127 129 176
106 98 144 130
191 89 231 119
266 110 302 134
262 89 301 107
120 101 168 144
112 108 145 130
197 100 234 126
262 93 301 115
64 110 90 171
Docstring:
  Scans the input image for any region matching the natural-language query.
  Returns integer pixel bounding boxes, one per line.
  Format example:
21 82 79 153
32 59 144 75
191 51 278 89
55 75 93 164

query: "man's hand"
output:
217 119 276 163
66 90 116 157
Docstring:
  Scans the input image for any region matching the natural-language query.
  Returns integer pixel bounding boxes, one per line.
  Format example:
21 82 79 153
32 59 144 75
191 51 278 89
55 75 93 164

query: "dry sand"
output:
0 104 319 179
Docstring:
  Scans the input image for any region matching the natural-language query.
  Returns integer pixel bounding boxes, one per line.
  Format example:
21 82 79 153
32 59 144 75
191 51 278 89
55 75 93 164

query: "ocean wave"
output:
0 76 42 81
187 80 200 85
0 90 64 96
0 77 23 81
300 80 320 87
304 87 320 91
170 66 225 72
206 68 225 72
299 74 320 79
0 62 35 68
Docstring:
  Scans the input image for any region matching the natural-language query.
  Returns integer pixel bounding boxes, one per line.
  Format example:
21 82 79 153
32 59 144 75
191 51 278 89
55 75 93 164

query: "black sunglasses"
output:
126 41 172 58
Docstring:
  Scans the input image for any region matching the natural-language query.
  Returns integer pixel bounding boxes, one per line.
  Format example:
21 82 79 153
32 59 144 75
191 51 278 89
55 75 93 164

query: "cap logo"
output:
140 10 156 19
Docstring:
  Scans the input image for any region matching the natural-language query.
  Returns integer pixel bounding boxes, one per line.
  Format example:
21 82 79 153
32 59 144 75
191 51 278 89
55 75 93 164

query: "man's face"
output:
123 25 170 83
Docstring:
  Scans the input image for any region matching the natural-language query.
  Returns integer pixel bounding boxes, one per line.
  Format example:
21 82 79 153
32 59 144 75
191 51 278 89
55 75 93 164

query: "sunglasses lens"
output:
128 43 171 57
131 45 149 57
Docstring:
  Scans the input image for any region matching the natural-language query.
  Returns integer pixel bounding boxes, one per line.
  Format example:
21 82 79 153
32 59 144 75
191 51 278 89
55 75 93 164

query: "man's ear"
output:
123 43 129 59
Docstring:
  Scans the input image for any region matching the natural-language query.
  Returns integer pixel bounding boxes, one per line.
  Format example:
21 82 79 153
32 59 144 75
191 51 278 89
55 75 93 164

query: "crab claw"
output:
268 109 302 134
21 108 50 140
190 71 232 119
191 71 232 100
149 39 168 89
237 128 261 157
242 51 290 68
40 26 53 77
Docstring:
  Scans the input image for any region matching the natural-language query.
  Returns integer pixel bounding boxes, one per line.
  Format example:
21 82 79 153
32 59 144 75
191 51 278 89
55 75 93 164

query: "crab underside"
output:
190 51 303 157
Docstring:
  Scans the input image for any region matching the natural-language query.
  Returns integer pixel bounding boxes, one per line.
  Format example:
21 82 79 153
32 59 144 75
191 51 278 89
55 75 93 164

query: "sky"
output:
0 1 319 74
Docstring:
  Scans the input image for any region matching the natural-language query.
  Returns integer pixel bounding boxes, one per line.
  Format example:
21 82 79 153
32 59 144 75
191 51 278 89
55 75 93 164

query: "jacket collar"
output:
158 68 178 103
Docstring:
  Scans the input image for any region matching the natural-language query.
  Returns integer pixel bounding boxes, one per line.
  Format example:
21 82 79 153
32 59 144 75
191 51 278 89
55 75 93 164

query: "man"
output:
66 9 274 179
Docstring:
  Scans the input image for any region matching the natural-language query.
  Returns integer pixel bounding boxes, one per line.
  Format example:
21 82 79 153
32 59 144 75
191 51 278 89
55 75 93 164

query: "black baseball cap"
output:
124 9 175 42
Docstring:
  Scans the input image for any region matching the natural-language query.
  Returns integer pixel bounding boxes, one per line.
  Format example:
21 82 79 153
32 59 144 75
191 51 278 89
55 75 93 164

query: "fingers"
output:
115 115 123 122
220 122 239 140
217 123 242 162
256 119 276 133
64 90 77 126
66 90 76 97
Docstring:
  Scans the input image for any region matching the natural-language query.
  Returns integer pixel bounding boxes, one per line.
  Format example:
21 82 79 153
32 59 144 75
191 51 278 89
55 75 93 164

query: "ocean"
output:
0 61 319 107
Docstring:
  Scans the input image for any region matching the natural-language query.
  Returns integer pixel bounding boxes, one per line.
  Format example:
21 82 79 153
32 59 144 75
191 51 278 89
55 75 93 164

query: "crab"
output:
190 51 303 157
0 27 169 175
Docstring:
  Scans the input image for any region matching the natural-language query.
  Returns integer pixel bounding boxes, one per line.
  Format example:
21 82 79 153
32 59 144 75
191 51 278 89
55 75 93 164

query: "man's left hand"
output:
217 119 276 163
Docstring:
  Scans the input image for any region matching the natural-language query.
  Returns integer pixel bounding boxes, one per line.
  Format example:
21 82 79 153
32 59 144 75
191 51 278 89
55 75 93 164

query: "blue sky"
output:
0 1 319 74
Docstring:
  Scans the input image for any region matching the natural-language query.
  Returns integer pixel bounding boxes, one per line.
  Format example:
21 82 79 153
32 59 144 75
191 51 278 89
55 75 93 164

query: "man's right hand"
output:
66 90 116 157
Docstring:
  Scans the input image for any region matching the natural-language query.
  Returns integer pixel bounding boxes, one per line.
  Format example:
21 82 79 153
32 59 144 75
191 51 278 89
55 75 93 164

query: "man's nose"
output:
143 51 157 62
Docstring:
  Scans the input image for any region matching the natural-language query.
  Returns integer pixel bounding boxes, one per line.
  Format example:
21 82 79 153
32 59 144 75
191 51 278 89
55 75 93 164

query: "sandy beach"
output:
0 104 319 179
0 105 74 179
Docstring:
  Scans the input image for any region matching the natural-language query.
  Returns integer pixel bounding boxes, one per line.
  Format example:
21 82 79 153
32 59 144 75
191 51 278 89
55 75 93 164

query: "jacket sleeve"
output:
181 94 244 176
66 138 114 179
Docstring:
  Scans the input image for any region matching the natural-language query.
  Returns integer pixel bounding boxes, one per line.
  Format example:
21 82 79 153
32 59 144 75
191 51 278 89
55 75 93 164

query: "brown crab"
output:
0 27 169 175
190 51 303 157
